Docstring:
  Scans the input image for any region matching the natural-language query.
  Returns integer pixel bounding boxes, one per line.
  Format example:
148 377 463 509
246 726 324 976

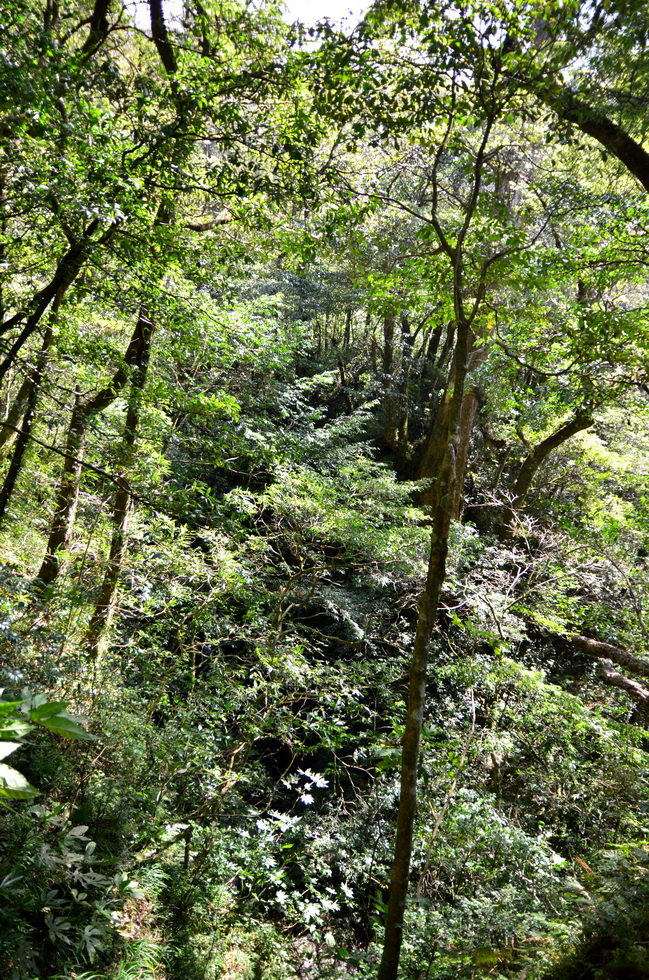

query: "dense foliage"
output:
3 0 649 978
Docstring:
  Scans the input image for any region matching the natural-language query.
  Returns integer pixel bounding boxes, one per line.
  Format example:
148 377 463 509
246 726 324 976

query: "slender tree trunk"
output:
0 164 6 325
85 476 131 655
395 312 414 449
378 102 497 977
37 309 154 586
448 388 479 520
501 410 593 538
382 312 399 449
86 309 154 655
0 375 34 457
377 320 471 980
37 399 87 585
384 311 415 455
0 219 104 388
426 321 445 366
0 326 54 521
343 307 352 349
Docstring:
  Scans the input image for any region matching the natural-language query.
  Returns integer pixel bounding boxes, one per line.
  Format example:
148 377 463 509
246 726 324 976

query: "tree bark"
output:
382 312 400 450
448 389 479 520
0 326 54 521
37 309 154 587
37 399 88 586
377 100 496 980
85 309 154 655
383 312 415 454
536 83 649 196
501 411 593 538
377 320 471 980
81 0 112 54
598 659 649 706
418 341 486 507
572 635 649 682
343 307 352 349
148 0 179 77
0 375 34 457
0 218 115 391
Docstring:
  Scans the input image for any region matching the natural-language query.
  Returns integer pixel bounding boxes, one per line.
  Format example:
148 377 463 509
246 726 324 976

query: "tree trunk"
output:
383 312 414 454
0 375 34 457
572 635 649 682
36 309 154 587
85 309 154 655
535 82 649 196
418 342 486 509
85 476 131 655
0 218 105 389
343 307 352 349
448 388 479 520
395 312 414 450
0 326 54 521
598 659 649 708
37 399 87 585
501 411 593 538
382 312 400 450
377 320 471 980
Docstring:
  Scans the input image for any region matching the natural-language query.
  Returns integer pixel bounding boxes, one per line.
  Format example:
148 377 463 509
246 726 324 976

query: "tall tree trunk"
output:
418 342 486 508
378 105 496 977
37 398 87 585
383 312 414 454
0 325 54 521
395 312 414 450
0 164 6 325
85 308 154 655
501 410 593 538
343 307 352 349
377 320 472 980
382 312 400 450
37 309 154 586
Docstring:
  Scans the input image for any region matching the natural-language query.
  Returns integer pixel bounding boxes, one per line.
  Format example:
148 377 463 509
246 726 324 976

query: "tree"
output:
311 3 649 974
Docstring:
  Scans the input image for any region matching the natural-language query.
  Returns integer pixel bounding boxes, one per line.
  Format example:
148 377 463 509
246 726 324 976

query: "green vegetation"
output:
4 0 649 977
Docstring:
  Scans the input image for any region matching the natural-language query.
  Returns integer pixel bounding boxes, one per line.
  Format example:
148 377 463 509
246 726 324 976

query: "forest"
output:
4 0 649 977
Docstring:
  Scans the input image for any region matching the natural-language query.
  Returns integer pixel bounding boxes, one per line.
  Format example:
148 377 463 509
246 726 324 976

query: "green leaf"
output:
0 700 25 716
28 701 70 722
38 713 95 740
0 764 40 799
0 719 33 739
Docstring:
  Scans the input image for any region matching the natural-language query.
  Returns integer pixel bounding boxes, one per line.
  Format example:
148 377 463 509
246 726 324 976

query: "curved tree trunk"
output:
377 101 497 979
501 410 593 538
572 634 649 682
0 218 108 389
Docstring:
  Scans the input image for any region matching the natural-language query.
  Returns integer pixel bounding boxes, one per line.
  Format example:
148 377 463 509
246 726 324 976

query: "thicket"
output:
3 1 649 978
